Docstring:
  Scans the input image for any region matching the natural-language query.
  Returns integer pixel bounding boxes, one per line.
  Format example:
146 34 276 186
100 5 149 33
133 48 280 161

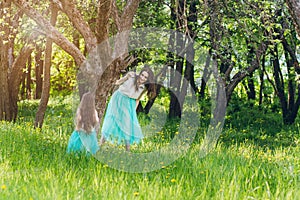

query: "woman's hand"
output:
115 71 135 85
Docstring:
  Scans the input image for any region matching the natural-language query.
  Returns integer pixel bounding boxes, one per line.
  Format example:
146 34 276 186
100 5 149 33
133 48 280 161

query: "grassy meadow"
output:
0 96 299 200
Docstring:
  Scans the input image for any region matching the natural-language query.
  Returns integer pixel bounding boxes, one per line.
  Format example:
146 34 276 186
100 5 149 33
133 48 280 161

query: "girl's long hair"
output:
76 92 98 133
135 65 156 99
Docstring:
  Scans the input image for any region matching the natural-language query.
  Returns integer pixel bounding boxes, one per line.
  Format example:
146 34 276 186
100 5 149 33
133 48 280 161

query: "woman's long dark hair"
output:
134 65 156 99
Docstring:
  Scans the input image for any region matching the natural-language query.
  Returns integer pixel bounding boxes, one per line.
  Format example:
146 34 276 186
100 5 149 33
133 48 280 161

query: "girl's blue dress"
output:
67 129 99 155
101 90 143 145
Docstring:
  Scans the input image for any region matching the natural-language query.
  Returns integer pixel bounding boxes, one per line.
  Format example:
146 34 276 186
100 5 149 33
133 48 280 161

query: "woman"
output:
100 65 156 151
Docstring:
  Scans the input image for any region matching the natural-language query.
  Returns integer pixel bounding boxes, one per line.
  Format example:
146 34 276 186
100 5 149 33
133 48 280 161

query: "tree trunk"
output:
168 0 184 119
0 0 33 121
178 0 197 109
20 55 32 99
225 41 268 103
281 32 300 124
143 67 168 114
95 0 141 122
246 73 256 102
245 40 256 104
12 0 141 124
35 46 43 99
26 56 32 99
0 38 12 121
199 54 212 99
188 0 198 95
268 13 300 125
259 55 266 106
169 51 183 118
8 45 35 121
272 45 289 121
34 4 58 128
286 0 300 37
0 1 13 121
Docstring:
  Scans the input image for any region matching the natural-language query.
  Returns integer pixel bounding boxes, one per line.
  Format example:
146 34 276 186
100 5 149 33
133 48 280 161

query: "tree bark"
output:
0 0 12 120
0 39 12 121
169 0 184 119
268 9 300 125
286 0 300 37
95 0 141 122
259 55 266 106
199 54 211 98
55 0 97 52
26 56 32 99
280 33 300 124
272 45 289 122
20 55 32 99
143 67 168 114
9 45 35 118
35 46 43 99
176 0 197 117
246 73 256 102
0 0 30 121
34 3 58 128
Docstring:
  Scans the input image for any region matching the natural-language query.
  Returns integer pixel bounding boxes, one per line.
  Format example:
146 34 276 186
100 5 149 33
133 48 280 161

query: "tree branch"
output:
120 0 140 31
111 0 141 61
111 0 121 31
56 0 97 52
12 0 85 65
226 41 269 98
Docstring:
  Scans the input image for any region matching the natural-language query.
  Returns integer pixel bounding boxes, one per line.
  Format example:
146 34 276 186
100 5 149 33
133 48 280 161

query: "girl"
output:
100 65 156 151
67 92 100 155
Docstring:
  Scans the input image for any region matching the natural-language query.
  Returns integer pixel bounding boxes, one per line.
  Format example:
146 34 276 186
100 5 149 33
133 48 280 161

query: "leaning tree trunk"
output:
34 3 58 128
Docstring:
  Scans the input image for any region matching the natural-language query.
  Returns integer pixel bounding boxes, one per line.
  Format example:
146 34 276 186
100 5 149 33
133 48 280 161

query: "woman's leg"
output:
99 135 106 145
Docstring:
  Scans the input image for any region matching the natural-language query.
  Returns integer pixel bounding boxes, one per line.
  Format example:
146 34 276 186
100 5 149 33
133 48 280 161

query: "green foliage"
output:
50 48 77 97
223 98 299 148
134 1 170 28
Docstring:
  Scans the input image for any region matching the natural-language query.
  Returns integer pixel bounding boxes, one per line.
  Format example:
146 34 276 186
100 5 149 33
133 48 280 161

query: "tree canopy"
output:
0 0 299 127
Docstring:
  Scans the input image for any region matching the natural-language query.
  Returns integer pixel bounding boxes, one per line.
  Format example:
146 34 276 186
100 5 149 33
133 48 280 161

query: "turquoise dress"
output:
101 90 144 145
67 129 99 155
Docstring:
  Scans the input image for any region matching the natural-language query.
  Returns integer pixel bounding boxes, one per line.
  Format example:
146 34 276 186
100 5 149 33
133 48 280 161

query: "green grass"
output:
0 96 299 199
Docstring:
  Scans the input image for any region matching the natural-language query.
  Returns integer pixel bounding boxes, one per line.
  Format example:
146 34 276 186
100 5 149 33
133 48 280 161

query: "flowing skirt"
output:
67 129 99 155
101 90 143 145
